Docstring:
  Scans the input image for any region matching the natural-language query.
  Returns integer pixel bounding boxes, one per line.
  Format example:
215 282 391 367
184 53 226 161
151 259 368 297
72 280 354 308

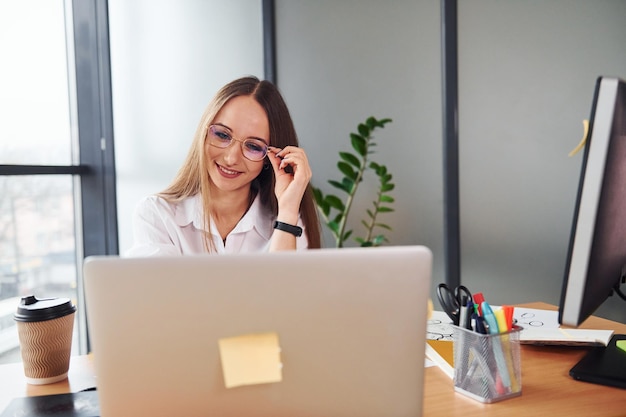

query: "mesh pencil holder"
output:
452 325 522 403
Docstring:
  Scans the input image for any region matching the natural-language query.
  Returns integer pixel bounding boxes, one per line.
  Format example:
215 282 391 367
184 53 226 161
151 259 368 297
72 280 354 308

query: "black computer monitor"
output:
559 76 626 327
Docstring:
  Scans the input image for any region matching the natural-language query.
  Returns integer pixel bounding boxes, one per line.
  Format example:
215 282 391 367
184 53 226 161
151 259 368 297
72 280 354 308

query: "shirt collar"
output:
173 194 203 228
174 193 273 240
235 195 271 238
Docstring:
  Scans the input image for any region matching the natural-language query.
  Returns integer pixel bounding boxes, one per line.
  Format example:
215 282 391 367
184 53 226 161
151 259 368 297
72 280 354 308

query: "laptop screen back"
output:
84 246 432 417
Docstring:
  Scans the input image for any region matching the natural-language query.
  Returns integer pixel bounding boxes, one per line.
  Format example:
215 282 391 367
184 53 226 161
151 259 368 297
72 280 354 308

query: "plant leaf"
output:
376 118 392 127
342 177 355 193
325 195 345 211
381 183 395 192
378 206 394 213
328 221 340 234
312 187 323 204
358 123 370 137
318 201 330 217
350 133 367 156
328 180 350 193
372 235 387 245
375 223 392 230
339 152 361 168
338 161 357 180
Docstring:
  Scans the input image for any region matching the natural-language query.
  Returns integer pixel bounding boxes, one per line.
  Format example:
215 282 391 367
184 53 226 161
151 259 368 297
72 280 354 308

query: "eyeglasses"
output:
207 125 268 162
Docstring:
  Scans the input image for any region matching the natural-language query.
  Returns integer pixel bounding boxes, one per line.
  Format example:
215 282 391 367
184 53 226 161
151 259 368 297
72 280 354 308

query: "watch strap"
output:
273 221 303 237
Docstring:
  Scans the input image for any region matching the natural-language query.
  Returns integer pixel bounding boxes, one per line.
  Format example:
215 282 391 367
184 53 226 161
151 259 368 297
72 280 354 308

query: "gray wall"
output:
111 1 626 323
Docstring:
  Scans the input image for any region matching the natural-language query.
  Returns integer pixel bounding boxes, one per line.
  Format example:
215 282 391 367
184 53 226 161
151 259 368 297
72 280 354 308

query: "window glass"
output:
0 0 72 165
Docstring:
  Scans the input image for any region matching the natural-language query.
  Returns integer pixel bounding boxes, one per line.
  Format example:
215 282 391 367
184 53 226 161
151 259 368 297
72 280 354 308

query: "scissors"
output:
436 283 473 326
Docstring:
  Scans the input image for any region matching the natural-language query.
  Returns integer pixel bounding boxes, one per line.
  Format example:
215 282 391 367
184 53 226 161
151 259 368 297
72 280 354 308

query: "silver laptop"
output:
83 246 432 417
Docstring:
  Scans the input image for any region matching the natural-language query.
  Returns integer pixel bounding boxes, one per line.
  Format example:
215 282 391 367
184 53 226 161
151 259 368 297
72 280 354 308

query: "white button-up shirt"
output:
125 194 308 256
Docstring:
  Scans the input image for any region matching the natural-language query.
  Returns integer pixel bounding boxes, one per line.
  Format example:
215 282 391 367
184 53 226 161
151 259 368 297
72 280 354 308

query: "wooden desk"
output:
0 354 96 412
0 303 624 416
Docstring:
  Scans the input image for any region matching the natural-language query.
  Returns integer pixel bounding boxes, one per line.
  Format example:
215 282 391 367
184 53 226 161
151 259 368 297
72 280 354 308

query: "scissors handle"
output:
437 284 461 325
437 283 474 326
456 285 473 305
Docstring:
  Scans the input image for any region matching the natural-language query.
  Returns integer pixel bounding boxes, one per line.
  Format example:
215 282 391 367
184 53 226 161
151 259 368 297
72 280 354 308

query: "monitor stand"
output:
569 334 626 389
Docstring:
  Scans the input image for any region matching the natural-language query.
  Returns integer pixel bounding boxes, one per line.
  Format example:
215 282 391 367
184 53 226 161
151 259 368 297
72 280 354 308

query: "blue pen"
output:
470 313 486 334
481 302 499 334
481 301 511 390
475 316 488 334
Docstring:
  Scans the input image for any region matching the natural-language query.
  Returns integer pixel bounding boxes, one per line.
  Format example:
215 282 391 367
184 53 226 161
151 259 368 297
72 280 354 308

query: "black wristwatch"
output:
273 221 303 237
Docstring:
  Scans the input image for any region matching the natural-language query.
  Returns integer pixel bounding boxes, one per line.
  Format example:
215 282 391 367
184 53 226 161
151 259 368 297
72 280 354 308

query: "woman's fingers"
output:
268 146 311 179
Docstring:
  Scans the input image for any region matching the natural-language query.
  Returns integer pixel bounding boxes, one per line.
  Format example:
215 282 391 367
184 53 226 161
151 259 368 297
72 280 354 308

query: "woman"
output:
127 76 321 256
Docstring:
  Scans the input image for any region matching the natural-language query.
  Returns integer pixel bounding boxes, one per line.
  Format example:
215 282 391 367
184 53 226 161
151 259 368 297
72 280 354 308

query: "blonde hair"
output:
159 76 322 250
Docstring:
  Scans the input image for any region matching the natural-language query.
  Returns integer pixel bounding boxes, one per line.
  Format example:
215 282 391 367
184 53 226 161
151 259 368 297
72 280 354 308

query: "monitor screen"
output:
559 76 626 327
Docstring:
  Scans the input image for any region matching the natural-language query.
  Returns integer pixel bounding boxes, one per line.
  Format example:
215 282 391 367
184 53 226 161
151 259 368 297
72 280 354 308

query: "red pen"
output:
473 292 485 316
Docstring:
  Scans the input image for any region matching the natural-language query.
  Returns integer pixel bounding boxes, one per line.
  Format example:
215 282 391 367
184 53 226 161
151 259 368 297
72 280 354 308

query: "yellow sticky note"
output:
218 332 282 389
616 340 626 353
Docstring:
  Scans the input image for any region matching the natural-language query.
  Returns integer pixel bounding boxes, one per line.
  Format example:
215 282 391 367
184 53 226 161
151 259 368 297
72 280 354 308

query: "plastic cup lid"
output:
14 295 77 322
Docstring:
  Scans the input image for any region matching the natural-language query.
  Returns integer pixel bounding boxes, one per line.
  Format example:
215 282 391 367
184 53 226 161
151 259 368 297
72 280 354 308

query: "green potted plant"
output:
312 116 395 248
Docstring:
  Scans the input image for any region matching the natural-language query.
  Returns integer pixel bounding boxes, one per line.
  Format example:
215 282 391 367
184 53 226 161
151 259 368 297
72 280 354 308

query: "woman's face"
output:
206 95 270 194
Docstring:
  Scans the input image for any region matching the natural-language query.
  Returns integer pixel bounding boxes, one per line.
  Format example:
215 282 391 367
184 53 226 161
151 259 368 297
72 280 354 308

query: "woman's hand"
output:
267 146 311 220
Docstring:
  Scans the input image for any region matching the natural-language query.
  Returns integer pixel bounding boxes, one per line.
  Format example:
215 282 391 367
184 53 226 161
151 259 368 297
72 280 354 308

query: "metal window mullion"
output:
72 0 118 258
71 0 118 355
262 0 277 84
94 0 118 255
441 0 461 288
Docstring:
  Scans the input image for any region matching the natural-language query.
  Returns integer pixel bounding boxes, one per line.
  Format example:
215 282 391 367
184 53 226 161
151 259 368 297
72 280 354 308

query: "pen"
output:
473 292 485 316
481 302 499 334
498 305 519 392
459 299 474 330
502 305 515 331
471 314 488 334
481 302 512 391
494 308 508 334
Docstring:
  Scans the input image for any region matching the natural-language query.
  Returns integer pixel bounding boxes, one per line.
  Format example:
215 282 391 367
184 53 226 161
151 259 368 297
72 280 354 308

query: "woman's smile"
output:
216 163 243 178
